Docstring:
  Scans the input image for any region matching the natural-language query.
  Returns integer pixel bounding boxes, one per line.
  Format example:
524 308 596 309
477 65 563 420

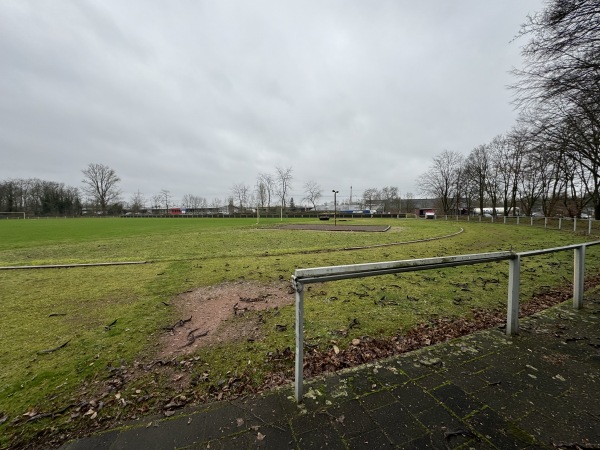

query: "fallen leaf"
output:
236 417 244 427
257 432 265 441
333 345 340 354
352 338 361 346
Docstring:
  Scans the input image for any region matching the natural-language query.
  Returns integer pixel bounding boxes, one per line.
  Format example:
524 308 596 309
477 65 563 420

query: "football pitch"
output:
0 217 598 448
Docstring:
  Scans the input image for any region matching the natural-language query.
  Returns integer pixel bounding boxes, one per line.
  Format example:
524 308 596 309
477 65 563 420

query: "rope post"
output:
507 254 521 335
293 278 305 402
573 246 585 309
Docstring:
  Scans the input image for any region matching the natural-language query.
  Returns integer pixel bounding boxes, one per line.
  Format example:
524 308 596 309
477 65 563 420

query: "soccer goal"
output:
0 212 26 219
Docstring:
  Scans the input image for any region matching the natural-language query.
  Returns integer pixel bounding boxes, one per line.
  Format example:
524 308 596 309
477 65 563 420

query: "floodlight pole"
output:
332 190 339 226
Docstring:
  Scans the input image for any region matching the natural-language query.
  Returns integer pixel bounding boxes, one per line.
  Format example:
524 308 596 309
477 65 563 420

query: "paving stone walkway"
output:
60 293 600 449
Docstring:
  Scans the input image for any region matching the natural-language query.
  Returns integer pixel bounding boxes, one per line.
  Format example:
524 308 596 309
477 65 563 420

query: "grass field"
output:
0 217 598 448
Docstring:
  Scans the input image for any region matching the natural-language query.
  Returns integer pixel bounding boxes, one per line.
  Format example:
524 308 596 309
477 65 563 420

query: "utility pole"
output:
332 190 339 226
350 186 352 209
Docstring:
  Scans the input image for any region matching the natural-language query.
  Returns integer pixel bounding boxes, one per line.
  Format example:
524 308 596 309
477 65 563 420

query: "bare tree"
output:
518 149 546 216
159 189 172 211
500 129 528 215
129 190 145 213
303 180 322 211
380 186 400 214
257 173 275 212
464 145 490 215
152 194 162 211
210 198 222 213
255 177 268 210
512 0 600 218
181 194 192 209
231 183 250 211
275 166 293 219
362 188 379 210
404 192 415 213
512 0 600 109
181 195 207 211
81 163 121 213
418 151 464 215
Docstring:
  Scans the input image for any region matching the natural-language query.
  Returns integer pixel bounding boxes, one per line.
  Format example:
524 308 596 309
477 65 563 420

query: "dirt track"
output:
279 224 390 232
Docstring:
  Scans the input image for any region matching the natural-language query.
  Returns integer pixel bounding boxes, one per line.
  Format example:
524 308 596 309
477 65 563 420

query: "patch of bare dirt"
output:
280 224 390 232
157 281 295 358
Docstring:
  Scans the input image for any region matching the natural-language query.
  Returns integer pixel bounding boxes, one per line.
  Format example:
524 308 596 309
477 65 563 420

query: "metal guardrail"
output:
439 214 597 235
291 240 600 402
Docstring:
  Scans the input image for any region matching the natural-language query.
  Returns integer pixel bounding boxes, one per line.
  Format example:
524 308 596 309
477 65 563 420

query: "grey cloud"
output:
0 0 544 204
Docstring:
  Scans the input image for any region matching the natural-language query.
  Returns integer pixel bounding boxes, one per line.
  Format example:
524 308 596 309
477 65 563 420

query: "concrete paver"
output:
60 292 600 449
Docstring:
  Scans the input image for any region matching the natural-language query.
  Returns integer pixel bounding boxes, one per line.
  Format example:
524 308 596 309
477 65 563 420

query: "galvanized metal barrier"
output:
291 241 600 402
442 214 596 235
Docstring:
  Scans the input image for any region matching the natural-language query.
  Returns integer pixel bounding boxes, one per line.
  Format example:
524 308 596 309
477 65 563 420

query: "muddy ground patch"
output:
157 281 295 358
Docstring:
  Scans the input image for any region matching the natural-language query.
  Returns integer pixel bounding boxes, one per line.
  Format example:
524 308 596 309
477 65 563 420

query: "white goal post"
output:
0 212 26 219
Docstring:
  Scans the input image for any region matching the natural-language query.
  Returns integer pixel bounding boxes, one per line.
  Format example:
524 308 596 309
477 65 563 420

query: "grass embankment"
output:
0 217 598 448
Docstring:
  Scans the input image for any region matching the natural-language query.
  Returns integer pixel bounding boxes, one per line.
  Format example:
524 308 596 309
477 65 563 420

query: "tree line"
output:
419 0 599 219
0 178 82 216
0 162 413 217
0 163 123 216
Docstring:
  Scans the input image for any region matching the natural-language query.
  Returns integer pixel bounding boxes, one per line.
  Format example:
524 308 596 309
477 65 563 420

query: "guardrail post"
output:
574 218 577 233
545 218 548 229
530 216 533 226
517 216 520 225
559 218 562 230
573 246 585 309
507 255 521 335
293 279 305 402
589 219 593 235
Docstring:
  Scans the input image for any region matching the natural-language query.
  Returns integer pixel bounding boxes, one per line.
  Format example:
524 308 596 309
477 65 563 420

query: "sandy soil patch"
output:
157 281 295 358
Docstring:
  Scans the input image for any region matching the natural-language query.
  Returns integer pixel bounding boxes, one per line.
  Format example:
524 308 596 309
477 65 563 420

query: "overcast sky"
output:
1 1 544 206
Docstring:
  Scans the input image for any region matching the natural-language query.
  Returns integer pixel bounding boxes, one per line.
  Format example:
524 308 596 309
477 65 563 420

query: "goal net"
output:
0 212 26 219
